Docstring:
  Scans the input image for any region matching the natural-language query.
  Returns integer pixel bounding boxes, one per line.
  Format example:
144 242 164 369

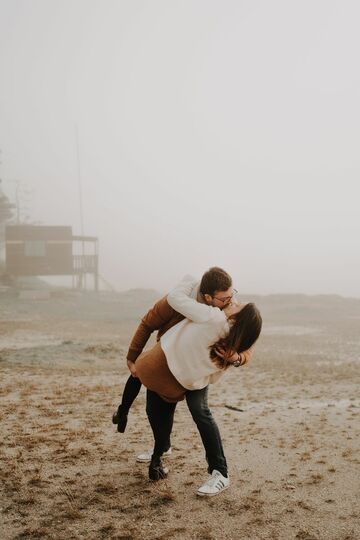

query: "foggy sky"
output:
0 0 359 296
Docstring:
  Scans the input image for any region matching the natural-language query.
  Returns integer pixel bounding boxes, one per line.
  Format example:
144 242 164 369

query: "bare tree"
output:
0 149 16 264
0 180 15 264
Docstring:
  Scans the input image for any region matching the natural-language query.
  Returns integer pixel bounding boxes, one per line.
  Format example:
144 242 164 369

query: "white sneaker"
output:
197 470 230 497
136 447 172 463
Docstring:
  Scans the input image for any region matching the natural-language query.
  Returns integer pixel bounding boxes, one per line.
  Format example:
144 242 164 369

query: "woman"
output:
129 279 262 480
134 299 261 401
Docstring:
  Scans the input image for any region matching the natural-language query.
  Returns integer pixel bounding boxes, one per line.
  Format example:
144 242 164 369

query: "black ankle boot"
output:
149 456 168 481
112 405 128 433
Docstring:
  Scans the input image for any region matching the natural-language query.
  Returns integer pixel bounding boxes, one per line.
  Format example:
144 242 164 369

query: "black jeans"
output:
185 386 227 477
120 375 142 412
146 386 227 477
146 390 176 458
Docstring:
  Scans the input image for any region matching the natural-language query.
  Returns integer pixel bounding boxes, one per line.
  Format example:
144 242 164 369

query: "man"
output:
113 267 252 496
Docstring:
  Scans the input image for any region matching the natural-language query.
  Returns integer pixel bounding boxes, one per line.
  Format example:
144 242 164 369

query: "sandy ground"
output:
0 290 359 540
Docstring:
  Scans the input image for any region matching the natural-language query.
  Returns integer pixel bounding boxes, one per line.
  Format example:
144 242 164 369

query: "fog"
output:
1 0 359 296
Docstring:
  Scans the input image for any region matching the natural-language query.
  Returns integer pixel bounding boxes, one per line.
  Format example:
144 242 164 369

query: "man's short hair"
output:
199 267 232 296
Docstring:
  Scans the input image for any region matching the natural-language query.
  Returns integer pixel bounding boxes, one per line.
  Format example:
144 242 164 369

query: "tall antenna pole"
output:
75 125 85 240
75 125 86 289
15 181 20 224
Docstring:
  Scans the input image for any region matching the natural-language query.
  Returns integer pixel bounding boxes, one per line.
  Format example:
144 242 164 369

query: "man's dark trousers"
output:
146 386 228 477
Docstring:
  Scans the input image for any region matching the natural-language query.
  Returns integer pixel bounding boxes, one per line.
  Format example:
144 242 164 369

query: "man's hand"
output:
214 346 238 363
127 359 137 378
214 346 246 366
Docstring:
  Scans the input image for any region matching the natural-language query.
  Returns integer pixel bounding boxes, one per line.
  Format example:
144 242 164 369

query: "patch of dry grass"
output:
1 296 360 540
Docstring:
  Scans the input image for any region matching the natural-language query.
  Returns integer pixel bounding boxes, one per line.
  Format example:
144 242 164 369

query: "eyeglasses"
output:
213 289 238 304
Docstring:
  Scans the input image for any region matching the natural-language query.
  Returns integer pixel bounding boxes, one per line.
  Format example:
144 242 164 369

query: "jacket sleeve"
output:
126 296 175 362
167 278 225 324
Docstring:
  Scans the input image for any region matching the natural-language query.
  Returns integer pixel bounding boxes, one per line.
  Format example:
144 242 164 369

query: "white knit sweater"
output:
160 277 230 390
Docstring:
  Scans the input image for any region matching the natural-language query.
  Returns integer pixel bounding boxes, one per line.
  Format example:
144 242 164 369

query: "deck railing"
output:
73 254 98 273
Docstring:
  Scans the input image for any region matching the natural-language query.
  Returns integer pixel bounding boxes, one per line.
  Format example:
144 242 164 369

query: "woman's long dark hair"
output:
209 303 262 369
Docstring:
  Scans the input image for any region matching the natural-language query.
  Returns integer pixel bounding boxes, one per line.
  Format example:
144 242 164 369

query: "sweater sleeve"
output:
167 278 225 324
126 296 175 362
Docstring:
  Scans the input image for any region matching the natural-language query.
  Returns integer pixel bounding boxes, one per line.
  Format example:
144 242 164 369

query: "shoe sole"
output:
196 485 229 497
136 450 172 463
136 456 170 463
